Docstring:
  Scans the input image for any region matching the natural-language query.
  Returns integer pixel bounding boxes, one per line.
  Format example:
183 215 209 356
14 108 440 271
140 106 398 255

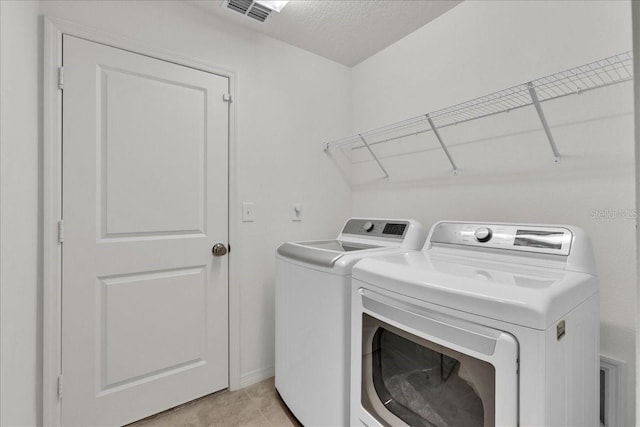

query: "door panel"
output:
61 35 229 426
100 267 206 388
101 67 206 237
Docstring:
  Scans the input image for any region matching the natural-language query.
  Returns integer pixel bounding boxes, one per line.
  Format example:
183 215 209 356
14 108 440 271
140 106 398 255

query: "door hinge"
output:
58 67 64 90
57 375 63 399
222 93 233 103
58 220 64 244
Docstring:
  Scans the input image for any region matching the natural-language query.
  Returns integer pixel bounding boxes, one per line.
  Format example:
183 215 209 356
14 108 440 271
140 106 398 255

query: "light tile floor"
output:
129 377 301 427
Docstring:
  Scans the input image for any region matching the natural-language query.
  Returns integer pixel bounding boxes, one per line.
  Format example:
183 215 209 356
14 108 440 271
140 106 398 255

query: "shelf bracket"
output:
359 134 389 179
527 82 561 163
426 115 458 175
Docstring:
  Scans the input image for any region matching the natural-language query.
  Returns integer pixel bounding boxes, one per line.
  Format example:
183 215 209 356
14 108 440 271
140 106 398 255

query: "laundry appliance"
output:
275 218 428 426
351 221 599 427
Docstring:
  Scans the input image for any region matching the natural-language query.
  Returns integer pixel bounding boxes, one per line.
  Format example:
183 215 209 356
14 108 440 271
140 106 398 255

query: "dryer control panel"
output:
430 222 573 256
342 219 408 240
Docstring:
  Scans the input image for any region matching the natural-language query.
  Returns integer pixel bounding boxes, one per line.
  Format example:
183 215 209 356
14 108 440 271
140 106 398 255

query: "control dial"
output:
363 221 374 232
474 227 493 243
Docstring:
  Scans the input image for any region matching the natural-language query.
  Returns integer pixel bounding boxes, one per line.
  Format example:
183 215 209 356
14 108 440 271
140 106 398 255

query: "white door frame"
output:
42 17 240 426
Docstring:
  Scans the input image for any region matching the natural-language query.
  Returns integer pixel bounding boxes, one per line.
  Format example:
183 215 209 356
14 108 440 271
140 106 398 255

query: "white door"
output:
61 35 229 426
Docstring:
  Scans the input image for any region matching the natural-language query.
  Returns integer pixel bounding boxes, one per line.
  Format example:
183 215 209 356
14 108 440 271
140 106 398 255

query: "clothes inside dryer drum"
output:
368 320 495 427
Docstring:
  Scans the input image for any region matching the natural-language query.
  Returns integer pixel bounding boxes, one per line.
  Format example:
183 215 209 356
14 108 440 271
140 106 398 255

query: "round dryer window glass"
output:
361 314 496 427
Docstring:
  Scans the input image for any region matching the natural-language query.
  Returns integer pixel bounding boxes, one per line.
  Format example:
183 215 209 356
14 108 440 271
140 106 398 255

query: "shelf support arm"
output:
527 82 561 163
358 134 389 179
426 115 458 175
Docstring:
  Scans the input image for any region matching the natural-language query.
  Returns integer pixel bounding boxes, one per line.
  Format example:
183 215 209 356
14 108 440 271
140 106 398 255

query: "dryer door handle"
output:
359 287 503 356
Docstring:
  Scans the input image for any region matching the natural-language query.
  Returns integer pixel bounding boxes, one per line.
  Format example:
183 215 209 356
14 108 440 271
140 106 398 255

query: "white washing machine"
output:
275 218 428 426
351 221 599 427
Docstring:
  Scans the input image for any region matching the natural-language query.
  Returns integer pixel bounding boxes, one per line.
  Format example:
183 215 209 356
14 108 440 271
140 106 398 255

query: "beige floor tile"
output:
207 407 270 427
201 395 262 424
244 377 275 399
128 377 300 427
247 390 278 413
259 400 300 427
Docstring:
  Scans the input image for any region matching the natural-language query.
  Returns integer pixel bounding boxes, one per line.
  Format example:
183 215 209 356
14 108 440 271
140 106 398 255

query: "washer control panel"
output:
430 222 573 255
342 219 409 240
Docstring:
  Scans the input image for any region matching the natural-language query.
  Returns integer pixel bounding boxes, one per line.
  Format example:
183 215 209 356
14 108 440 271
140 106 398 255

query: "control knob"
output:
363 221 374 232
474 227 493 243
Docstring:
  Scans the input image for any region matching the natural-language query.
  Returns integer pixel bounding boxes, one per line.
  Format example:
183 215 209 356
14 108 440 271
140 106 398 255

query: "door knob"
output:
212 243 228 256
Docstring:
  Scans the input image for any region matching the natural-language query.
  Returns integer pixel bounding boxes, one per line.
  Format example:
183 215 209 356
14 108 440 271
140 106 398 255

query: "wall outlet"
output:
242 202 255 222
291 203 303 221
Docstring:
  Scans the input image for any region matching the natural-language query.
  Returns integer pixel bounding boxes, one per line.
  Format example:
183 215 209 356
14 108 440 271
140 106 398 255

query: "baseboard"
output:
239 365 275 389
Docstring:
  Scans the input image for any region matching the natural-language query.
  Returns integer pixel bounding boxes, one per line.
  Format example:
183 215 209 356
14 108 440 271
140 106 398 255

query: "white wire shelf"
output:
324 51 633 178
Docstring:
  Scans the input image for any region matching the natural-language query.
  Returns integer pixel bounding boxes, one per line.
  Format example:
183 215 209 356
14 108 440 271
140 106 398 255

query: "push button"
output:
474 227 493 243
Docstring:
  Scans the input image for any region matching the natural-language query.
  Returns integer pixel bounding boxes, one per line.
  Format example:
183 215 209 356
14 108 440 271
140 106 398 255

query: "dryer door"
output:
357 288 518 427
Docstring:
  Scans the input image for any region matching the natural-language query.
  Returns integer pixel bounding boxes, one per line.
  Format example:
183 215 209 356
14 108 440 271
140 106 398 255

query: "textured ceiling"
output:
186 0 462 67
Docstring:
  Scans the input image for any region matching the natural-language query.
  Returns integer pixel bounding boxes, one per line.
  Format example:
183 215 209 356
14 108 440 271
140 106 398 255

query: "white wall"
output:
633 0 640 420
0 1 351 424
350 0 636 424
0 1 42 426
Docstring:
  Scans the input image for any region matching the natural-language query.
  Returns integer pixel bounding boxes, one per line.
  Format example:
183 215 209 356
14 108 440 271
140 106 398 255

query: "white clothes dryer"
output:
275 218 427 426
351 221 599 427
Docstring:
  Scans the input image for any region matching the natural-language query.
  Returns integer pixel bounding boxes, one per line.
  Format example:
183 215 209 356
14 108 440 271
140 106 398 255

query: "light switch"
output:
292 203 303 221
242 202 255 222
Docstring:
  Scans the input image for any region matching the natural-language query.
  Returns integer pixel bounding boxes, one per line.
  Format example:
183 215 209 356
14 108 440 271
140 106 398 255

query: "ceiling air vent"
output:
224 0 273 23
